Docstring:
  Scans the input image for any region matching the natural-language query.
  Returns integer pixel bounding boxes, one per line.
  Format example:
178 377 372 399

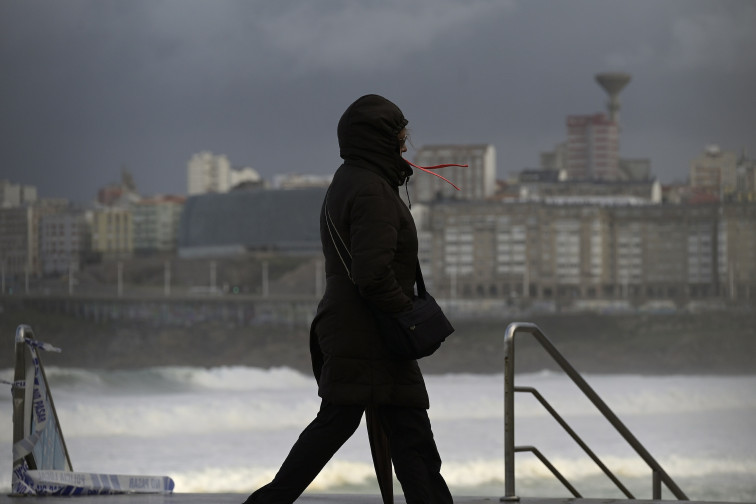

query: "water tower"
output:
595 72 631 123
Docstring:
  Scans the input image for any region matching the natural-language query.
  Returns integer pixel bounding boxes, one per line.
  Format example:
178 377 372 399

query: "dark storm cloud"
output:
1 0 754 203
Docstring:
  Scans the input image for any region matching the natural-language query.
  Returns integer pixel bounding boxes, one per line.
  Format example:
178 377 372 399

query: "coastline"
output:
2 307 754 375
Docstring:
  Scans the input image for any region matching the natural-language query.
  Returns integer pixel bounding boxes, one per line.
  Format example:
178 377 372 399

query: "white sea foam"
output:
2 367 755 501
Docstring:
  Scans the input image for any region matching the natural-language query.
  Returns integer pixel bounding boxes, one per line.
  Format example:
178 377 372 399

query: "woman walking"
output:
242 94 453 504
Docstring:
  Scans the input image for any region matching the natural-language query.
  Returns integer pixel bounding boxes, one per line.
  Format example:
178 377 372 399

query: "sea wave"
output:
172 460 380 494
426 371 756 423
2 366 755 501
162 454 756 495
0 365 314 393
3 367 756 441
49 394 322 439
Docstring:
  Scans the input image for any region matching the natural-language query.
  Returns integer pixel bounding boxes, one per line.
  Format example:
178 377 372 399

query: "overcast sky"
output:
2 0 755 203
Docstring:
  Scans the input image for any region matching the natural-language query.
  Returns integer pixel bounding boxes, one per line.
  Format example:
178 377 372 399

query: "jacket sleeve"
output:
349 182 413 314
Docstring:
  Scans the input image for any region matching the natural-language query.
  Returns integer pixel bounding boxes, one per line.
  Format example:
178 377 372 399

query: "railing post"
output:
502 324 520 501
653 470 662 499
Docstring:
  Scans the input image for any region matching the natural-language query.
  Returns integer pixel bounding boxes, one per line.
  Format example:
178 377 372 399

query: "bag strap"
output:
414 261 427 296
324 189 426 296
325 189 353 282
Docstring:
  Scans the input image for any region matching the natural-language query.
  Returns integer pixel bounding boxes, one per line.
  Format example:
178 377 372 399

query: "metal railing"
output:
501 322 689 501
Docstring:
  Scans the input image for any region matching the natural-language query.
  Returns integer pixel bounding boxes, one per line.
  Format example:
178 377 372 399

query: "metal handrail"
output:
514 445 581 498
514 386 634 499
501 322 689 502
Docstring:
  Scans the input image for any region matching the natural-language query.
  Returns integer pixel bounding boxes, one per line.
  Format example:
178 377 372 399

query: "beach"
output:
2 306 755 375
3 305 756 501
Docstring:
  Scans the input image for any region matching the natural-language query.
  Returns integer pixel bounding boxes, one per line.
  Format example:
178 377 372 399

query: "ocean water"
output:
1 366 755 502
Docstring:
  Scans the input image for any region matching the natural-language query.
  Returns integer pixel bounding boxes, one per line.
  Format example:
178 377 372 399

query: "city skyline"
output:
2 1 755 204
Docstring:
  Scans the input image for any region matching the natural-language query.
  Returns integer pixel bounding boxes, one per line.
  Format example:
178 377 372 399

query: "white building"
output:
410 144 496 202
187 152 263 195
1 199 69 280
187 151 232 195
231 166 263 189
1 179 37 208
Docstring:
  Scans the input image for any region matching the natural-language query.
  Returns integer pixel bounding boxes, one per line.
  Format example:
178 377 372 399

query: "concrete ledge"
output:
4 495 741 504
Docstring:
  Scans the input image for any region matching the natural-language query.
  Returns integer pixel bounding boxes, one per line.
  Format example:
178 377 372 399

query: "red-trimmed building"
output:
566 113 623 181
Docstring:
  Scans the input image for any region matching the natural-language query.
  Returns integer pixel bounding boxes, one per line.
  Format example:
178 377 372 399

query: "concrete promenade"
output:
2 495 744 504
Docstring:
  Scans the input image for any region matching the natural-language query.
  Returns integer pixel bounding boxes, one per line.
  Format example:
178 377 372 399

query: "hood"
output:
337 94 412 187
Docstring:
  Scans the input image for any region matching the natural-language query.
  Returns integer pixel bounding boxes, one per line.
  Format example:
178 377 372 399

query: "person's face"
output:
398 129 408 155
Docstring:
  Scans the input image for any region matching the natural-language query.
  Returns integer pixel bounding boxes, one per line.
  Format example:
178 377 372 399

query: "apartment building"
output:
187 151 233 195
40 212 91 275
90 207 133 258
735 155 756 200
0 199 69 279
566 114 623 181
518 176 661 203
539 123 650 183
410 144 496 202
187 151 261 195
421 199 756 304
690 145 756 202
0 206 33 279
690 145 738 195
132 195 185 253
1 179 37 208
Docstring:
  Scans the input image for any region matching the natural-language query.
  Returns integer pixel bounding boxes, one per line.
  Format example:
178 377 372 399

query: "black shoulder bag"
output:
325 193 454 360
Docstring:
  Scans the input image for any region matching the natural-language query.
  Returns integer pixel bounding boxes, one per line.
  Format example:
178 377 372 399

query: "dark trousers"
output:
242 401 453 504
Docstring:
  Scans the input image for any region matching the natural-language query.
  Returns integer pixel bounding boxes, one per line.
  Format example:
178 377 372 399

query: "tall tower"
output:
595 72 631 123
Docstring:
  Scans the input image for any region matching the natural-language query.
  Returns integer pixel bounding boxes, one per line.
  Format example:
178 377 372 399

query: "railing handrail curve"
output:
502 321 689 502
514 386 635 499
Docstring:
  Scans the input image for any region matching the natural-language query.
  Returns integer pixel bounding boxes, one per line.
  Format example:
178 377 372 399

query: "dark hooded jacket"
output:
310 94 429 408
